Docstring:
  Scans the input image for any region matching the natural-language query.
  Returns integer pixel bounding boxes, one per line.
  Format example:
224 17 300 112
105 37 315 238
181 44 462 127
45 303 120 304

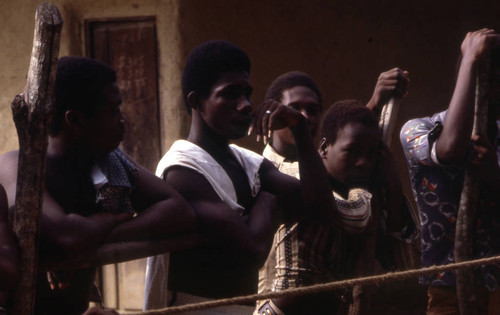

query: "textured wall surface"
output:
0 0 185 155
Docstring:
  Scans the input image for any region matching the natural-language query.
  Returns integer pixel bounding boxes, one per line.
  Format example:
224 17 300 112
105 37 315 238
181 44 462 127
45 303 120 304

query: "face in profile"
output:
199 71 253 140
81 83 126 155
320 122 380 188
273 86 322 145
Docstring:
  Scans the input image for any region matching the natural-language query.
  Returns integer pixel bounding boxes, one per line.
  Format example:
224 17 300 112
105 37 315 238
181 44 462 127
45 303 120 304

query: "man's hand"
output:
461 28 500 65
249 99 305 144
367 68 409 112
470 134 500 186
47 270 74 290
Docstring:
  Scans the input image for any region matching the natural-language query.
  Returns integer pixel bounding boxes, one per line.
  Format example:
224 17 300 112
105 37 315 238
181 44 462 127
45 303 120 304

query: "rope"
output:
127 255 500 314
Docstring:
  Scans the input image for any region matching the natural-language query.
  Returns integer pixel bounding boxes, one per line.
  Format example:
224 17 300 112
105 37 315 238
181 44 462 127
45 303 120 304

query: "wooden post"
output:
453 62 490 315
378 97 401 148
11 3 62 314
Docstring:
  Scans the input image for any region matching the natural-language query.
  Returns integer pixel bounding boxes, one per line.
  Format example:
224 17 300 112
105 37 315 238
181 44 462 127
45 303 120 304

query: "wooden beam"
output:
11 3 62 314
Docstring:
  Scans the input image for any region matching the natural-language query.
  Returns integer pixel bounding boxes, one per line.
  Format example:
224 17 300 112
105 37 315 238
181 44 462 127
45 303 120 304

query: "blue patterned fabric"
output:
400 111 500 290
94 148 139 214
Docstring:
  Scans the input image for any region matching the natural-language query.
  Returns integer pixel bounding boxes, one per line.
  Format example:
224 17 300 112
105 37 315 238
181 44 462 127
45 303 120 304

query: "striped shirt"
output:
257 145 372 295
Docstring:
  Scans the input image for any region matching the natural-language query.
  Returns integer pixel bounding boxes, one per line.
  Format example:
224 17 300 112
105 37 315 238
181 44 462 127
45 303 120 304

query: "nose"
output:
300 108 309 119
355 154 371 171
237 97 252 114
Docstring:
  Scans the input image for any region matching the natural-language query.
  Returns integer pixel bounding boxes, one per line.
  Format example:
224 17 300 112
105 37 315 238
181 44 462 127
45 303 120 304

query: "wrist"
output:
290 115 307 133
366 95 380 112
460 54 480 68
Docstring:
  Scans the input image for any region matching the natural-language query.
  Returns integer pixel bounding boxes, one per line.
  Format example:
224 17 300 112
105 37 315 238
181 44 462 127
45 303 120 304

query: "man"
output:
255 71 415 314
144 40 338 312
400 28 500 314
0 56 199 315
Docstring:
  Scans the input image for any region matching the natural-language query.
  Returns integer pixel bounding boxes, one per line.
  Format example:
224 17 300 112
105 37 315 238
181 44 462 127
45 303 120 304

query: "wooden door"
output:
86 17 161 311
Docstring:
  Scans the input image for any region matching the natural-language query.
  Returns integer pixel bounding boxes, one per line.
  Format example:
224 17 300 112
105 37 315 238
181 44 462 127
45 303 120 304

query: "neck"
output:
329 176 349 198
47 133 94 166
187 114 231 158
270 135 298 161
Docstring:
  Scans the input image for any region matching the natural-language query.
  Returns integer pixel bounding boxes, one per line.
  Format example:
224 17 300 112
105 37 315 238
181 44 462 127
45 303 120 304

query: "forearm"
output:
292 118 337 223
437 58 477 162
40 211 127 262
41 233 201 270
105 198 197 243
245 191 279 260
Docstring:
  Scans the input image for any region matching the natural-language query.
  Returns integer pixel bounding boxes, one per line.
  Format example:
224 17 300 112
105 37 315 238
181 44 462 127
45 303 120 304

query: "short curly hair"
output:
51 56 116 136
265 71 322 108
320 99 378 144
182 40 251 115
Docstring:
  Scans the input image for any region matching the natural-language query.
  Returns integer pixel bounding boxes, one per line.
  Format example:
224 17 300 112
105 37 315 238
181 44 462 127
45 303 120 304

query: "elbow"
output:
436 140 468 164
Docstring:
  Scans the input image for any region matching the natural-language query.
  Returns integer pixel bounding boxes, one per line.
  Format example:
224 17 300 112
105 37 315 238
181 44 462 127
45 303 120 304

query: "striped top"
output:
257 145 372 295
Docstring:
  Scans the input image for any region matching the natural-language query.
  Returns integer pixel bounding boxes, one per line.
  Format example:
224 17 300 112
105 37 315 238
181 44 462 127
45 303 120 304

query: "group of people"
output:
0 28 498 315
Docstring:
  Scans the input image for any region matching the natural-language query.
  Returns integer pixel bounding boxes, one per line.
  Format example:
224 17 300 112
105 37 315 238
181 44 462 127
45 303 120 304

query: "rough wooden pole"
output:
11 3 62 314
453 62 490 315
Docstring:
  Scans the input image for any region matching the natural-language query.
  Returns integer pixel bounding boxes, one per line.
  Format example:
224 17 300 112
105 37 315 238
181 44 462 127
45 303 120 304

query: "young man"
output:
144 41 338 312
0 56 199 315
255 71 415 314
400 28 500 314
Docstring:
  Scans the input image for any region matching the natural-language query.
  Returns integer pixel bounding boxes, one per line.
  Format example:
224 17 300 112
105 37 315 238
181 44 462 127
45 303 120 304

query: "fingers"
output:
47 271 56 290
249 99 280 143
379 68 410 93
47 271 72 290
471 134 495 158
462 29 499 62
376 68 410 99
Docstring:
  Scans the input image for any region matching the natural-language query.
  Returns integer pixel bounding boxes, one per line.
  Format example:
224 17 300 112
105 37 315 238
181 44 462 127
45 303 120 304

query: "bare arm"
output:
104 161 198 243
0 151 132 265
437 29 500 163
251 100 337 224
165 166 279 266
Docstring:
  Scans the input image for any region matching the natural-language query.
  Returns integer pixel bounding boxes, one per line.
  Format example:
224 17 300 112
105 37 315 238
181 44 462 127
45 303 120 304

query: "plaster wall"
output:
0 0 185 155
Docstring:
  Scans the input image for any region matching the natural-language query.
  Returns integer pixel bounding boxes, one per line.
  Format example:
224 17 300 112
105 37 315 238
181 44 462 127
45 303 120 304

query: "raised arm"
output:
437 29 500 163
251 100 337 224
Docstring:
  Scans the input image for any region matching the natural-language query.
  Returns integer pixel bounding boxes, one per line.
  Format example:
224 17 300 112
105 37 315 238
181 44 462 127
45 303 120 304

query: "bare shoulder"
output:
0 150 19 173
0 150 19 207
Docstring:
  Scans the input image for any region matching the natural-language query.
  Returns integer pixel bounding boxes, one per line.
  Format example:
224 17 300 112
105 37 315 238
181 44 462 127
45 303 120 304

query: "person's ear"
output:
319 137 328 158
64 110 87 133
187 91 202 113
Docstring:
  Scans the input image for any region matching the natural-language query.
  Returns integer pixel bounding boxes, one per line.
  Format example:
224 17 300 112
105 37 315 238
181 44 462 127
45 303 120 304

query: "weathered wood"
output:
378 97 401 148
11 3 62 314
453 63 490 315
